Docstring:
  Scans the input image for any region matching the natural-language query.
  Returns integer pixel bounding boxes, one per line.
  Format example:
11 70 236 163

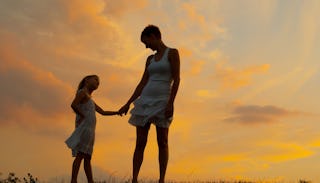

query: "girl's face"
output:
86 76 99 90
141 34 158 51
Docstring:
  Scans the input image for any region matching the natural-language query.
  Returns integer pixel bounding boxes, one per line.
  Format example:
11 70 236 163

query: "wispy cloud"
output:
0 32 73 121
213 63 270 90
102 0 148 18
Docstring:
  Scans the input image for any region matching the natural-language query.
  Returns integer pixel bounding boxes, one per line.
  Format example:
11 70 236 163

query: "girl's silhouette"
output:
65 75 120 183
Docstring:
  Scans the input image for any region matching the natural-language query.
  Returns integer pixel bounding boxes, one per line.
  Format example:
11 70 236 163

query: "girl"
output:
65 75 119 183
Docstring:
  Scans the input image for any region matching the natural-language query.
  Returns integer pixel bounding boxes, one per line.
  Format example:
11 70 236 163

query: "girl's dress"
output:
129 47 173 128
65 95 96 157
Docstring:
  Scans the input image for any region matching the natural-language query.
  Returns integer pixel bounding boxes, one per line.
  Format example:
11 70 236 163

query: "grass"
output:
0 173 312 183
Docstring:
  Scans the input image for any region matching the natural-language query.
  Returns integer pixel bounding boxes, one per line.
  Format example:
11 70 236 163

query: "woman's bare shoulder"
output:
168 48 179 56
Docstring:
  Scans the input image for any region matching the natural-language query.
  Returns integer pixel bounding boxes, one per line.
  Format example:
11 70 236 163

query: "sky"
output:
0 0 320 182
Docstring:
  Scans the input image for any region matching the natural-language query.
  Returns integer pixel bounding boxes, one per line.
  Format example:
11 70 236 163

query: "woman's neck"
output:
156 41 167 53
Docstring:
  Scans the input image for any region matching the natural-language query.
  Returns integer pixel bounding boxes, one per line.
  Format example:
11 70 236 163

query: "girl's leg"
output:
71 154 84 183
83 154 94 183
156 126 169 183
132 123 151 183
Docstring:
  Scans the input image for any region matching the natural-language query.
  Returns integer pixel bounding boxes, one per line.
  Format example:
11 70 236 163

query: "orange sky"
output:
1 0 320 182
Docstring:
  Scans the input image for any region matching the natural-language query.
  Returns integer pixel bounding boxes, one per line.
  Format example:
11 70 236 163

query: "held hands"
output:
118 103 130 116
115 111 123 116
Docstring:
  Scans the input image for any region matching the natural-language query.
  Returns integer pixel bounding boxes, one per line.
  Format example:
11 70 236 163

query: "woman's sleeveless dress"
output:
129 48 173 128
65 97 96 157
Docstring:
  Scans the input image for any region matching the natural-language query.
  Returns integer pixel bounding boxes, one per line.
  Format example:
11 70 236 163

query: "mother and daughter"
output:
65 25 180 183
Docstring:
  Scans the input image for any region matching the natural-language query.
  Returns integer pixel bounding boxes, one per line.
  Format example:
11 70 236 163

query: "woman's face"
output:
141 35 157 51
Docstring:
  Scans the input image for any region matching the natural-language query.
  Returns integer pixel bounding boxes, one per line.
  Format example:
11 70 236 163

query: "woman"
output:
119 25 180 183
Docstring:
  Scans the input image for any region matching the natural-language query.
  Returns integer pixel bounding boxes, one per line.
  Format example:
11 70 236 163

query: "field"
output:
0 172 312 183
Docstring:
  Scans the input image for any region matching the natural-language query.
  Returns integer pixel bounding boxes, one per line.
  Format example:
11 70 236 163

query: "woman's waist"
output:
142 83 170 96
148 78 172 82
145 79 172 87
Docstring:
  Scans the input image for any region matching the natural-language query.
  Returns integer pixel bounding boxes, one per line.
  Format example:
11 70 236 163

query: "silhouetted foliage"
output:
0 173 38 183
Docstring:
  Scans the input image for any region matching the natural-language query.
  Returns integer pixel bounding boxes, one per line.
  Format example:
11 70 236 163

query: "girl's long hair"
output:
77 75 98 91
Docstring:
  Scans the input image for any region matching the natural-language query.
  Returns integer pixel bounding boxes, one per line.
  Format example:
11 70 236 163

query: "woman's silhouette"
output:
119 25 180 183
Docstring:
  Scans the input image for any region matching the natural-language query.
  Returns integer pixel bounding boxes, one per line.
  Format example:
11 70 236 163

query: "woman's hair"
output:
77 75 98 91
141 25 161 39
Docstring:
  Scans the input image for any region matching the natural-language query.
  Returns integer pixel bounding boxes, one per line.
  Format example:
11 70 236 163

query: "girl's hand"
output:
119 104 130 115
165 103 174 119
116 111 123 116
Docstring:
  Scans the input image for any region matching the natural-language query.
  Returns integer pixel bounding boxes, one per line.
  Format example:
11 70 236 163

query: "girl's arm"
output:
119 55 152 114
95 103 119 116
71 90 86 118
165 48 181 118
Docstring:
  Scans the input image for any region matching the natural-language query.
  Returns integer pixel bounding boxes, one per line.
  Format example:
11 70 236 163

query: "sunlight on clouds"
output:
214 63 270 90
103 0 148 18
196 89 218 99
175 1 222 46
179 47 193 58
171 116 194 143
63 0 105 23
219 162 269 176
190 60 205 75
221 153 248 162
285 66 319 97
0 32 73 120
310 139 320 147
209 49 222 60
258 142 314 163
182 3 206 28
240 64 318 103
296 1 319 59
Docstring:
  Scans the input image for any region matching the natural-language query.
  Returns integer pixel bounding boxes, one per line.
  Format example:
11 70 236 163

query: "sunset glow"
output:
1 0 320 182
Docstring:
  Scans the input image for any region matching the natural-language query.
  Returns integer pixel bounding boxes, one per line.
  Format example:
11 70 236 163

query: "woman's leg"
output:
71 153 84 183
132 123 151 183
156 126 169 183
83 154 94 183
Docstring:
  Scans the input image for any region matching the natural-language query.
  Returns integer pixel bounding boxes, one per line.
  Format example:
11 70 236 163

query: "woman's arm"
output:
166 48 181 118
95 103 119 116
119 55 152 115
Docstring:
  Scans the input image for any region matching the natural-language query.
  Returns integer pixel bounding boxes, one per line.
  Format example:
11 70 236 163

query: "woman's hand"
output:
165 103 174 119
119 104 130 115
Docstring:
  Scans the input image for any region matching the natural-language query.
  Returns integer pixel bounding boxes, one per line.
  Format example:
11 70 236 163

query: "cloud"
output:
182 3 206 28
190 60 205 75
102 0 148 18
0 32 73 126
180 2 227 42
225 105 305 124
257 142 314 162
179 47 193 58
0 0 136 68
0 0 148 128
213 63 270 90
196 89 218 99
